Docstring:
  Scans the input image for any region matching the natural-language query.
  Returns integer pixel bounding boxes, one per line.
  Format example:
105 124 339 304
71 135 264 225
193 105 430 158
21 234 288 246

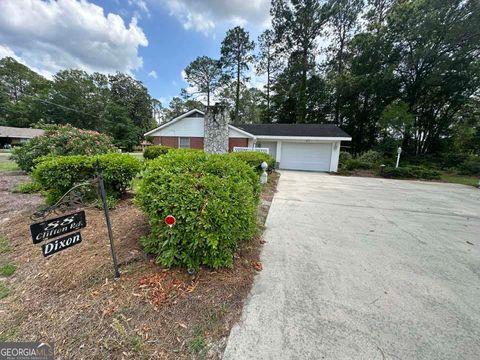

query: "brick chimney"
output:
204 102 229 154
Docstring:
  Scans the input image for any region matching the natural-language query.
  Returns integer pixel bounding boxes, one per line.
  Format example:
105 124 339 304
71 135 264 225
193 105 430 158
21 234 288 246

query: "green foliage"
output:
11 124 116 172
220 26 255 122
0 235 10 254
344 159 372 171
33 153 141 204
338 151 353 168
0 262 16 277
184 56 224 106
458 156 480 176
136 150 260 269
0 283 11 299
357 150 383 167
230 151 275 173
381 166 441 180
143 145 173 160
11 181 42 193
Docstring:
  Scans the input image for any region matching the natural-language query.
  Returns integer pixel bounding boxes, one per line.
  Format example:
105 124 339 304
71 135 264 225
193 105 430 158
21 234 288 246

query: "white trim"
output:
227 124 255 138
144 109 205 136
255 135 352 141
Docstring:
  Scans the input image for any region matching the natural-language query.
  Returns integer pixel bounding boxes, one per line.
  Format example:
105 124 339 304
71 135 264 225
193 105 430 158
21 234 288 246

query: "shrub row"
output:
135 150 261 269
12 124 116 172
143 145 173 160
381 165 441 180
33 153 141 204
229 151 275 174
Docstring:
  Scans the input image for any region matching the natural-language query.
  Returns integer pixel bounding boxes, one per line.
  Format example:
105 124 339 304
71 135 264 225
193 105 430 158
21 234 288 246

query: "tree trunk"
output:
266 55 271 123
297 47 308 124
235 58 240 123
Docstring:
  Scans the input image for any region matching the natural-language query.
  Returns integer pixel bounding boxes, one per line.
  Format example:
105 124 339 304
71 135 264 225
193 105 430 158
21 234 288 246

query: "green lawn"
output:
441 173 479 187
0 160 18 172
128 152 143 160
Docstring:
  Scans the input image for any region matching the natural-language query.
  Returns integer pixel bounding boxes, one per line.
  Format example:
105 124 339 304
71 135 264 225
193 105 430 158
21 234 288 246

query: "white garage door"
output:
280 142 332 171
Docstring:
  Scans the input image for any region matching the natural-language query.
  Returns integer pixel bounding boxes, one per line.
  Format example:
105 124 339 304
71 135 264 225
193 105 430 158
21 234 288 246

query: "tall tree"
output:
109 73 156 136
184 56 224 106
256 29 282 122
270 0 327 123
220 26 255 122
387 0 480 154
47 69 109 130
326 0 363 125
0 57 51 127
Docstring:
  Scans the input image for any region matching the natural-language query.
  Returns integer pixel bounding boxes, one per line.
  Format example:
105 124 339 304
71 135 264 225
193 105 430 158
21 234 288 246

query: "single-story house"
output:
144 109 351 172
0 126 44 147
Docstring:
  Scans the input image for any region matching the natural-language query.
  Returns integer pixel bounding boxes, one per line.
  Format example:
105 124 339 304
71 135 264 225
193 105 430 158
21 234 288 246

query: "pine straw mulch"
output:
0 171 279 359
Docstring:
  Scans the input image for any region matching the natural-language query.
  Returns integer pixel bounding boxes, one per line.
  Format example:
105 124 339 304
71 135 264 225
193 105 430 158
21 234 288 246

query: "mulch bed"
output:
0 171 279 359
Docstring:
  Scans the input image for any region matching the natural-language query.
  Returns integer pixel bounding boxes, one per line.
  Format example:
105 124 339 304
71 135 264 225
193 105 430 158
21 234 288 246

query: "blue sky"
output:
0 0 271 106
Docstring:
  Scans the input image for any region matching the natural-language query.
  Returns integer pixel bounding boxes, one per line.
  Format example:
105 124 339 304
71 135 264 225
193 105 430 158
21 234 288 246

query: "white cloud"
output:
148 70 158 78
160 0 270 36
0 0 148 77
129 0 151 18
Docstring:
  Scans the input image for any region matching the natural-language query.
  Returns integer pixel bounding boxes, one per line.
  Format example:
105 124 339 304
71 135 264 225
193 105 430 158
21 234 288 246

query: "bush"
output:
230 151 275 173
136 150 260 269
381 165 441 180
143 145 173 160
357 150 383 167
11 181 43 194
344 159 371 171
338 151 353 168
33 153 141 204
458 156 480 176
11 124 116 172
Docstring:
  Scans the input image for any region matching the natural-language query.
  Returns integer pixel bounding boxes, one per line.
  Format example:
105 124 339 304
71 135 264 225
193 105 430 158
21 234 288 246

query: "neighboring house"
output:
144 109 351 172
0 126 44 147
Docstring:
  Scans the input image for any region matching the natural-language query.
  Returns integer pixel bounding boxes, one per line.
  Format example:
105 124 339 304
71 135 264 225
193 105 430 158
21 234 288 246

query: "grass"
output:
0 235 11 254
128 152 144 160
440 173 479 187
0 283 12 299
0 160 18 172
0 263 16 277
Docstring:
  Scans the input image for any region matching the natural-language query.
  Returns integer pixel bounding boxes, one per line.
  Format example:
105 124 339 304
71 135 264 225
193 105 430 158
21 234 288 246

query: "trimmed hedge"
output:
33 153 141 204
230 151 275 174
136 150 260 269
344 159 372 171
381 165 441 180
11 124 116 172
143 145 173 160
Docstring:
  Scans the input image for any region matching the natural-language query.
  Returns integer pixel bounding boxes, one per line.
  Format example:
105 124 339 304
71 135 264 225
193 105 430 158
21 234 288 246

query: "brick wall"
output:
228 138 248 152
190 137 204 149
152 136 178 148
152 136 248 152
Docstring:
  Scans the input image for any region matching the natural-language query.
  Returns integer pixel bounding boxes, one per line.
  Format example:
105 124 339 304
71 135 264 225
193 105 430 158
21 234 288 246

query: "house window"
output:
179 137 190 149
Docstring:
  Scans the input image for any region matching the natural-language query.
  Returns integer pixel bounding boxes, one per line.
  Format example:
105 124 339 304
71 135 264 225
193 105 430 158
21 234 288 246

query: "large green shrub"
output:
143 145 173 160
11 124 116 171
33 153 141 204
338 151 353 168
381 165 441 180
357 150 383 167
344 159 371 171
230 151 275 173
458 156 480 176
136 150 260 269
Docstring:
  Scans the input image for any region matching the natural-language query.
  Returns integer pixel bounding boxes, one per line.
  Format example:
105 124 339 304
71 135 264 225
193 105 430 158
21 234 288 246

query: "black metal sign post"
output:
96 160 120 279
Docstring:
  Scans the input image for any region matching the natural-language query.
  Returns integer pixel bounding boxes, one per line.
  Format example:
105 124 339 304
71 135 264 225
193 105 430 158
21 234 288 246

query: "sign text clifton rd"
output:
30 211 86 244
42 232 82 257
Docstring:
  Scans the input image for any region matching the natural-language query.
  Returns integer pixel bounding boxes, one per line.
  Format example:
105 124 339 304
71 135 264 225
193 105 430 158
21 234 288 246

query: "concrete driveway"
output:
224 171 480 360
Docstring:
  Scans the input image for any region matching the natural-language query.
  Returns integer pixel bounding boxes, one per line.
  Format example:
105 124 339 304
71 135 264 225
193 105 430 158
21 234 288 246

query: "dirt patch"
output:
0 171 279 359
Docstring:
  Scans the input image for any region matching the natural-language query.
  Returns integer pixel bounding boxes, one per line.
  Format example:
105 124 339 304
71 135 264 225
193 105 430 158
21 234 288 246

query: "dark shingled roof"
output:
235 123 350 138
